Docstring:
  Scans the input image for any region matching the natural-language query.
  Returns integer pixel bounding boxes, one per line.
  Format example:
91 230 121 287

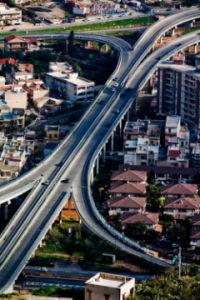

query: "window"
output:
104 295 110 300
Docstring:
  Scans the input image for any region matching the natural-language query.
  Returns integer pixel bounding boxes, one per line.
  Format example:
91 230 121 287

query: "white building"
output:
165 116 190 168
85 272 135 300
46 71 95 102
0 3 22 26
0 135 34 182
165 116 181 145
124 138 159 166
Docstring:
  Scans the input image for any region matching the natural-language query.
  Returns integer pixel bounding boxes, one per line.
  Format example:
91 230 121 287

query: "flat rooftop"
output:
158 61 200 79
47 72 94 87
166 115 180 128
86 272 133 289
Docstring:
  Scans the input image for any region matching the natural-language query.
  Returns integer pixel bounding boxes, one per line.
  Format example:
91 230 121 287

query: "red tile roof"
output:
111 170 147 183
5 35 37 43
0 58 16 65
109 196 146 210
110 182 147 195
122 212 159 226
164 197 200 210
5 35 26 42
162 183 197 196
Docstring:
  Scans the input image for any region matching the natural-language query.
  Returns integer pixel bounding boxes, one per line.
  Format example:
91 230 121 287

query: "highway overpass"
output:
0 8 200 292
0 7 200 203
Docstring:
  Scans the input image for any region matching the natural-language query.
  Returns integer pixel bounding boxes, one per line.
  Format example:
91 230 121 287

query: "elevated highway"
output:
0 8 200 292
0 8 200 202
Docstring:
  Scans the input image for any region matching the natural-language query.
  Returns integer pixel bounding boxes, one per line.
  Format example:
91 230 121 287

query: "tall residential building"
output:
85 272 135 300
157 61 200 129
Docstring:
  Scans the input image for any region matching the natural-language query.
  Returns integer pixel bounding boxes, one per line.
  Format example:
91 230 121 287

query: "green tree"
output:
124 222 147 240
146 184 164 212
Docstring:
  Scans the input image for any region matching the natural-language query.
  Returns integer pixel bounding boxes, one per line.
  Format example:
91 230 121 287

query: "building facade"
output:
0 3 21 26
46 71 95 102
157 62 200 129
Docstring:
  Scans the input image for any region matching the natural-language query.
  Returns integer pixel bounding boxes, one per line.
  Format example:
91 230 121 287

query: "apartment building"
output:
0 3 21 26
164 116 190 168
85 272 135 300
157 61 200 129
0 134 34 182
124 138 160 166
123 120 163 166
123 120 162 145
46 68 95 102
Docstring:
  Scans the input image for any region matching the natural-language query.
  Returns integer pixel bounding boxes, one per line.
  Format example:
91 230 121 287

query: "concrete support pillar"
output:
66 40 69 53
194 44 198 54
39 240 44 248
119 119 122 137
149 76 153 88
171 28 176 37
4 204 8 221
126 110 130 122
96 155 99 175
111 131 114 152
90 167 94 184
87 41 93 48
190 20 195 28
4 201 10 221
103 144 106 164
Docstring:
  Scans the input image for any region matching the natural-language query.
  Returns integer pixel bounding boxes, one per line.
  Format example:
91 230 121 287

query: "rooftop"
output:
122 212 159 225
86 272 134 289
158 61 200 79
109 196 146 209
166 116 181 128
47 71 94 87
111 170 147 183
162 183 198 196
110 182 147 195
164 197 200 210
